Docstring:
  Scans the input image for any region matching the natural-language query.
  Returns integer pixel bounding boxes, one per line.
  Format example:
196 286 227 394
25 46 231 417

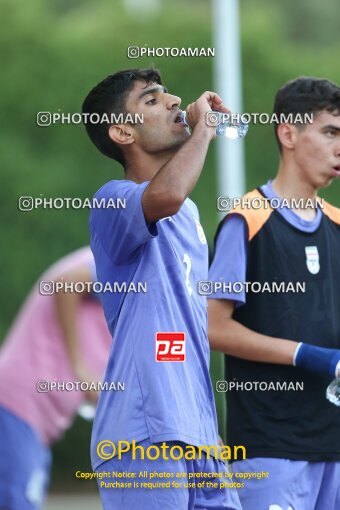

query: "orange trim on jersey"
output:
322 200 340 225
228 189 274 241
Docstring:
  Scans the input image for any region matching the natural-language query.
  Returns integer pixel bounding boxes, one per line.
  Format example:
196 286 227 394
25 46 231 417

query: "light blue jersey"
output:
89 180 219 470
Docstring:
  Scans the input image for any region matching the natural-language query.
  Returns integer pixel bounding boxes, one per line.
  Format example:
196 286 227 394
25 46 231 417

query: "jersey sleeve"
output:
208 214 248 306
89 180 158 263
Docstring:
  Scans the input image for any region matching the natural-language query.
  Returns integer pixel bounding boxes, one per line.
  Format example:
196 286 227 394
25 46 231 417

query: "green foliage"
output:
1 0 339 482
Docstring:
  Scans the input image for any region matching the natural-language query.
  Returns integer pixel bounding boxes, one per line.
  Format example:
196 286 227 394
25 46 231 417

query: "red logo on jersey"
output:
155 332 186 362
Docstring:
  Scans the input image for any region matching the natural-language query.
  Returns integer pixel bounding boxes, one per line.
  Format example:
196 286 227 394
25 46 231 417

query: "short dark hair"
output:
82 68 162 167
273 76 340 152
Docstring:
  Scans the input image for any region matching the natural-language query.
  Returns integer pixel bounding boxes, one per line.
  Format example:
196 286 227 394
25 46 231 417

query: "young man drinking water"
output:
82 68 241 510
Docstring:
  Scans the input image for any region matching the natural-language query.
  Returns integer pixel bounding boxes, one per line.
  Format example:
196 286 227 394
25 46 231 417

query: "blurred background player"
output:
82 68 241 510
0 246 112 510
208 77 340 510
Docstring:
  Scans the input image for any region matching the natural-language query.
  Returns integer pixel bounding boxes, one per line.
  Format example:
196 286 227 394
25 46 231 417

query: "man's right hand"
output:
185 91 230 137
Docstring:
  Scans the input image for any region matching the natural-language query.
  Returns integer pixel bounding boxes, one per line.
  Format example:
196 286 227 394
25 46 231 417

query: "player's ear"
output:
277 123 297 151
108 124 135 146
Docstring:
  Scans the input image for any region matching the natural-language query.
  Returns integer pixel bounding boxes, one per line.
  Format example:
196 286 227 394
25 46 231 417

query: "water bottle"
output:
180 111 249 140
326 378 340 406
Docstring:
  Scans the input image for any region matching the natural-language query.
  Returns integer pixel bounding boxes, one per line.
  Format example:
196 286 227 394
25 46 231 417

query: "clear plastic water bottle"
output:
326 378 340 406
180 111 249 140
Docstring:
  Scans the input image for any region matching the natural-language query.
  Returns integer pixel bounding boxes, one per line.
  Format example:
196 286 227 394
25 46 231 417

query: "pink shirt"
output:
0 247 112 445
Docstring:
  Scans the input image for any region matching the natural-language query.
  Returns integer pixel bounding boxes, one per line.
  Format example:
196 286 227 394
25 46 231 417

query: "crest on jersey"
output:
195 220 207 244
305 246 320 274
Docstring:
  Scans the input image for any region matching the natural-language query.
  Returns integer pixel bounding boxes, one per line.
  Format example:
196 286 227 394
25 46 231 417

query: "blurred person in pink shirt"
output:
0 246 112 510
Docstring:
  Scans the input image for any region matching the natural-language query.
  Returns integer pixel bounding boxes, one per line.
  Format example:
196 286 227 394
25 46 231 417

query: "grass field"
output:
46 494 102 509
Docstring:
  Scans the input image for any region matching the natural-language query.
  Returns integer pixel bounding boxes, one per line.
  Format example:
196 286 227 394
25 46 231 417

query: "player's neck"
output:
272 161 319 221
124 147 177 184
